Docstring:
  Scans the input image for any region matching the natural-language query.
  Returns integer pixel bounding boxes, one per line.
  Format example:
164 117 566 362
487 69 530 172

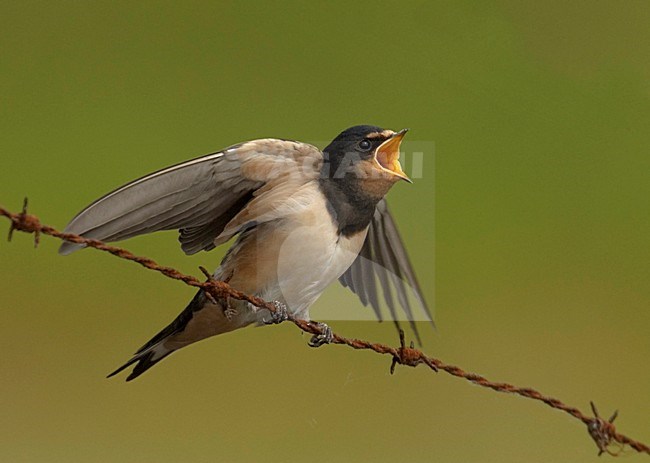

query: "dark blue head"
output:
323 125 385 160
318 125 411 236
322 125 410 183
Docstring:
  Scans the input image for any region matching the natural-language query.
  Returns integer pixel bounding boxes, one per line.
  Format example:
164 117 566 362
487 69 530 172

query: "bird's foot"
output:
264 301 290 325
222 297 238 321
308 322 333 348
224 306 237 321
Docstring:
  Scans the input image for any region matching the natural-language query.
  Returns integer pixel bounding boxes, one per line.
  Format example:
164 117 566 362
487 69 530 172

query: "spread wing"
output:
338 199 433 343
59 139 323 255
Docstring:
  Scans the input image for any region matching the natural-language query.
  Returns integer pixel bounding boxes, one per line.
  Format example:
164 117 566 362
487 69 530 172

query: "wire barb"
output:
1 201 649 458
7 198 41 247
390 329 432 374
588 402 623 456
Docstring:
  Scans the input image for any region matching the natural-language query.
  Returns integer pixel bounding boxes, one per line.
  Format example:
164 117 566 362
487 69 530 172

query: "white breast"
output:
272 193 368 319
216 182 368 321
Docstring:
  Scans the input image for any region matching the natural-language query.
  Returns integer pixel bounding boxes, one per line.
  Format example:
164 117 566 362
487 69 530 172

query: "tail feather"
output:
108 290 206 381
107 288 254 381
107 348 174 382
106 356 139 379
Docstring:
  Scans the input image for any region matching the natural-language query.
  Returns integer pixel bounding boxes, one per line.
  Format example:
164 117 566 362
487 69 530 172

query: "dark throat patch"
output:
319 176 378 236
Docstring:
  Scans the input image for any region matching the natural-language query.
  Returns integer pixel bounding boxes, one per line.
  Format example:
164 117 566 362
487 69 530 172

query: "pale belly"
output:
217 201 368 320
274 217 367 318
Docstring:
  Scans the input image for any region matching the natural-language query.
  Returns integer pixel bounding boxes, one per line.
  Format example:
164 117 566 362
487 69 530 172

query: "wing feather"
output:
59 140 322 255
371 204 421 343
369 214 404 335
339 199 433 341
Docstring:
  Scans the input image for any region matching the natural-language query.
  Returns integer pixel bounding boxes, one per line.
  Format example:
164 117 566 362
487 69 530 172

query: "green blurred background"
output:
1 1 649 461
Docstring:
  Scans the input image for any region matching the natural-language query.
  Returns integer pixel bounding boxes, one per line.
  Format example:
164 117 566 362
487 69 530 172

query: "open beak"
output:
374 128 411 183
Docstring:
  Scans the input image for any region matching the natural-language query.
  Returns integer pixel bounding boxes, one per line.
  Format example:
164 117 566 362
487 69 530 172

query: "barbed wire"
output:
1 199 648 457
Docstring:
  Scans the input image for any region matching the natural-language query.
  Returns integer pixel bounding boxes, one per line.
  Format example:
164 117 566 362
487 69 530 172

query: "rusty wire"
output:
1 199 648 457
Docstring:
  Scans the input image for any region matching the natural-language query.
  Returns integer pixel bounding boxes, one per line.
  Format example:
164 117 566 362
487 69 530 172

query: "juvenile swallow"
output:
60 125 432 381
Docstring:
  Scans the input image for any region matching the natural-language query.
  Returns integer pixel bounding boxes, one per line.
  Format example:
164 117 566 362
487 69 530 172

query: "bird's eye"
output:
358 140 372 151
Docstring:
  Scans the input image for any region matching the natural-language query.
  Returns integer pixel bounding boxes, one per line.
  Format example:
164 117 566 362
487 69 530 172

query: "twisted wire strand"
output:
1 200 648 457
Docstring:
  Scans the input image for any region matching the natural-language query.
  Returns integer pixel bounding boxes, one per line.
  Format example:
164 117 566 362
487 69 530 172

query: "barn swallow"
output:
60 125 432 381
